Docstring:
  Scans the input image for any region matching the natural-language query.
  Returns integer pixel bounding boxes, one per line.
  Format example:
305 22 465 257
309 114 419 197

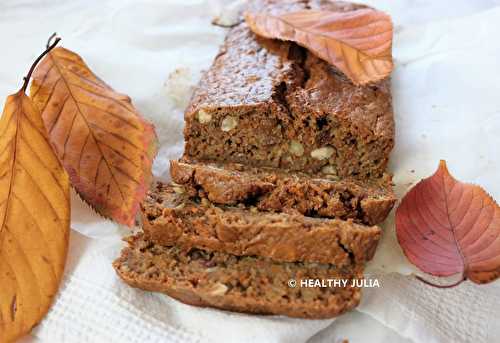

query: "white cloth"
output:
360 272 500 343
1 0 500 342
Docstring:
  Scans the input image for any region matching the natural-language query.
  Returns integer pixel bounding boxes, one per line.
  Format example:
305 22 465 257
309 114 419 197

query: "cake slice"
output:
113 234 363 319
141 182 381 267
183 0 394 179
171 159 396 225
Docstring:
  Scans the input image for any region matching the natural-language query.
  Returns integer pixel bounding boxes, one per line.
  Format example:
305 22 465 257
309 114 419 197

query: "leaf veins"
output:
244 8 394 85
0 87 70 342
30 47 158 226
396 160 500 287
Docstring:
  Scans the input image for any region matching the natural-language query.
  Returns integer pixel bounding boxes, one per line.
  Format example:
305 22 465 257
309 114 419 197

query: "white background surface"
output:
1 0 500 342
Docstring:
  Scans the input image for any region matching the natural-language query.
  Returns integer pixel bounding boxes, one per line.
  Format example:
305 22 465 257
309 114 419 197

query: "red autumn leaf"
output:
244 8 393 85
396 160 500 286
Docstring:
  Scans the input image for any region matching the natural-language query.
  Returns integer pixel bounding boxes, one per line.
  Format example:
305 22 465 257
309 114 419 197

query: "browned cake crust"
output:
113 234 363 319
183 0 394 179
141 183 381 266
171 159 396 225
115 0 395 320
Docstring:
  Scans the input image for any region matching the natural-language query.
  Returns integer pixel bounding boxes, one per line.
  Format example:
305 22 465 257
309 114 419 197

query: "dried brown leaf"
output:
30 47 158 226
245 8 393 85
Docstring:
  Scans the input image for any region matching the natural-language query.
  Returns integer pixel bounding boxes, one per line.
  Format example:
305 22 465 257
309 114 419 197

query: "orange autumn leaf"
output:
0 41 70 341
30 45 158 226
396 161 500 287
244 8 393 85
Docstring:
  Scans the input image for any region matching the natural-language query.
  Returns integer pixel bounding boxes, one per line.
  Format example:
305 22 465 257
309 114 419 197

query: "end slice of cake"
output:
113 234 363 319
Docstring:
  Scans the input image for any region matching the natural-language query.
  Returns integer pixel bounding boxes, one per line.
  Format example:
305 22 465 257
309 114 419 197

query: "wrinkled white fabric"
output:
360 272 500 343
1 0 500 342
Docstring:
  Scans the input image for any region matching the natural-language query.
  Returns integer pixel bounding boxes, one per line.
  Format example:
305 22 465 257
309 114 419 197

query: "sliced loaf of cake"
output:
141 183 381 266
114 234 363 319
114 0 396 320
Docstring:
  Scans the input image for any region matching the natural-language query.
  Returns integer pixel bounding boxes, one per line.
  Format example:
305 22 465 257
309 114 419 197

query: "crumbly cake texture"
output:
114 0 396 319
183 0 394 179
113 234 363 319
141 183 382 266
171 159 396 225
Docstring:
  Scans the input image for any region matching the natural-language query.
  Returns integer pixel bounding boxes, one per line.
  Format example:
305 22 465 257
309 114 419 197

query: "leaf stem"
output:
21 34 61 93
46 32 58 49
415 274 466 289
